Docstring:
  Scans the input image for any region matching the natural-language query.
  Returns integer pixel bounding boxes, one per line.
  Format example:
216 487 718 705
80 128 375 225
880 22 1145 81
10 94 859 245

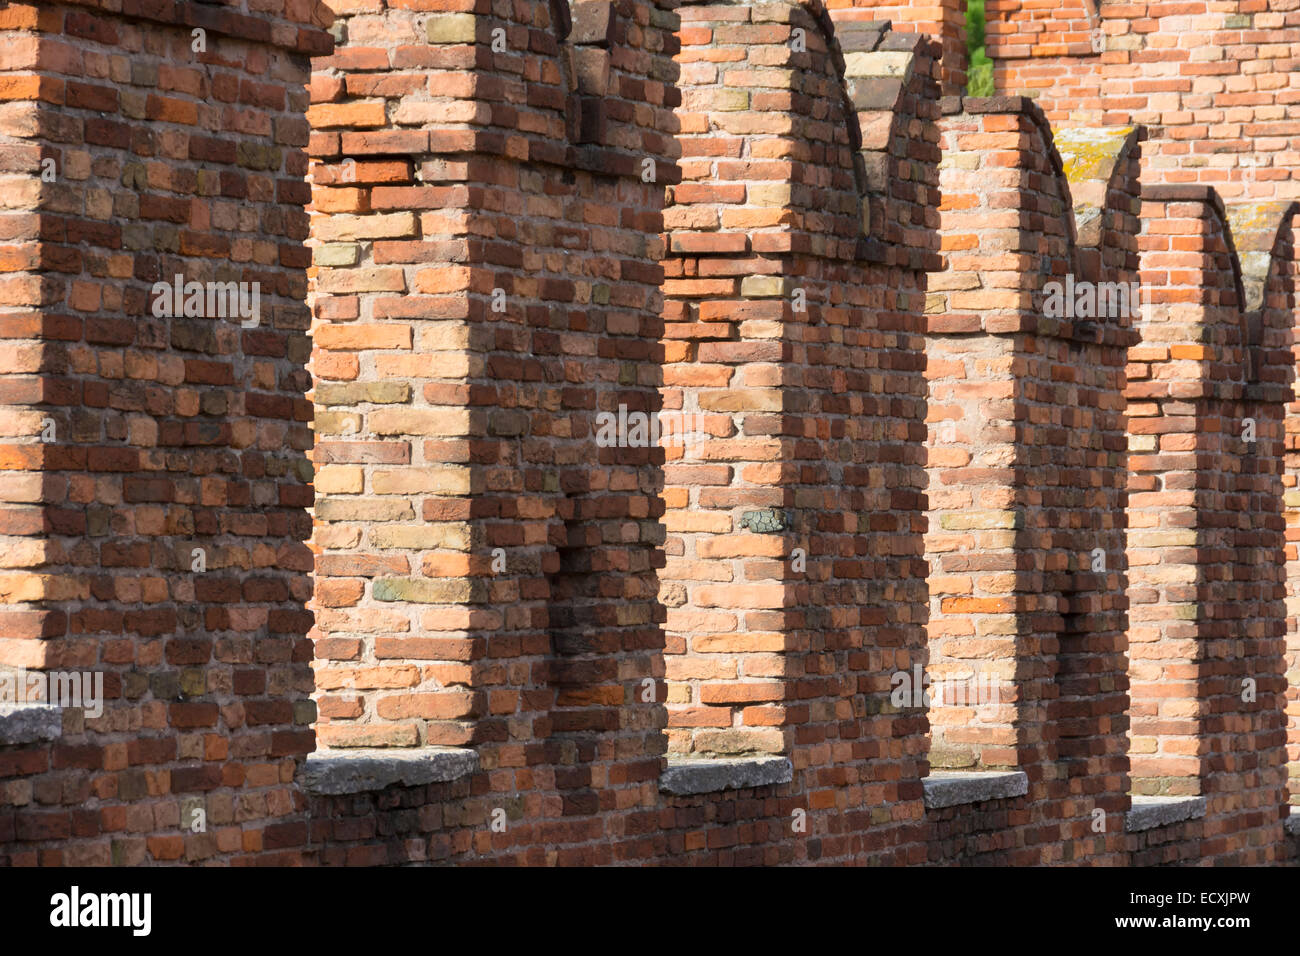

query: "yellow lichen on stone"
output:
1053 126 1136 184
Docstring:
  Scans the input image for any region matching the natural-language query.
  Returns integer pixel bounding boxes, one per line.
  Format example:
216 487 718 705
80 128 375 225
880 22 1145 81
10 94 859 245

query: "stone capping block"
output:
660 755 793 796
573 46 613 96
835 26 885 56
878 32 921 53
962 95 1036 115
426 14 478 44
847 77 905 112
922 770 1029 809
1125 795 1208 833
1227 200 1300 312
843 51 915 81
0 704 62 746
299 747 478 796
570 1 616 47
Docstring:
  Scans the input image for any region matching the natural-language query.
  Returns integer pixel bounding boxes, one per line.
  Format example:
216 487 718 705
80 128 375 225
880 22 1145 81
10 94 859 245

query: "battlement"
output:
0 0 1295 866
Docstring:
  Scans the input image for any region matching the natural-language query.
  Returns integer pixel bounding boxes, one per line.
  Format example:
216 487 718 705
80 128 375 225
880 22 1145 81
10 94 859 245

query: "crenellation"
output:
0 0 1295 867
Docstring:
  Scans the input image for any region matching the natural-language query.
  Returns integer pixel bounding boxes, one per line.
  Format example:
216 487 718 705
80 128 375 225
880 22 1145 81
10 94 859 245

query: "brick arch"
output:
783 0 872 232
683 0 946 261
1129 187 1249 406
819 0 969 95
1146 190 1248 353
927 98 1138 341
785 0 939 254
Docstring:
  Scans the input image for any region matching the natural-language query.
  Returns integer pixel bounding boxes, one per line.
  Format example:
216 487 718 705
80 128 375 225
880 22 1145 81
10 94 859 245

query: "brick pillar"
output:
0 0 330 864
306 2 490 752
1126 188 1290 859
1278 205 1300 809
664 1 938 861
1126 188 1243 796
1227 201 1298 844
1038 122 1137 862
928 99 1134 861
927 101 1065 774
306 0 680 858
1128 187 1256 800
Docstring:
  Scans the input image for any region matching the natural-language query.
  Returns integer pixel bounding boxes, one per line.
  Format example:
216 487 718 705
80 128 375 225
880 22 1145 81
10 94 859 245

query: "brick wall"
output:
0 0 1295 867
986 0 1102 60
0 0 330 865
988 1 1300 199
828 0 968 95
985 0 1300 839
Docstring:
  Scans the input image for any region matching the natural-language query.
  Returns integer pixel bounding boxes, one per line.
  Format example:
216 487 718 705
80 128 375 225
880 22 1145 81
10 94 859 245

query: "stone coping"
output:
660 755 793 796
0 704 62 746
1126 795 1207 832
299 747 477 796
922 770 1029 809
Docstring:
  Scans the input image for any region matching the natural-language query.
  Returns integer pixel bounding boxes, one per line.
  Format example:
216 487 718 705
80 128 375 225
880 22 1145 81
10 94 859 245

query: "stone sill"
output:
299 747 477 796
922 771 1029 809
1283 815 1299 837
0 705 61 746
1126 795 1207 832
660 755 792 796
